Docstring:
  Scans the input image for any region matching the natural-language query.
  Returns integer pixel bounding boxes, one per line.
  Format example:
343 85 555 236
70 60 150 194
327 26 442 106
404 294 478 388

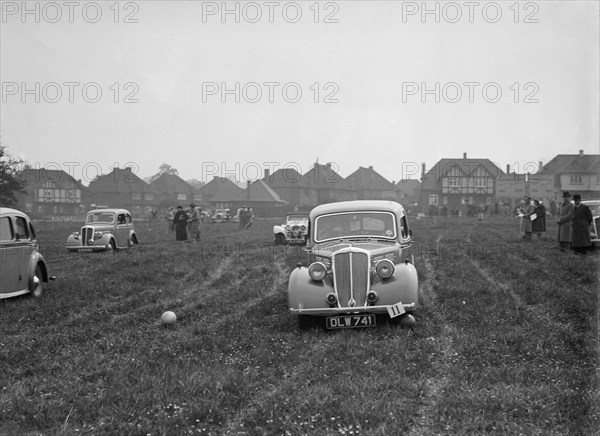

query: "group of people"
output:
555 191 594 254
518 196 548 240
519 192 594 254
238 206 254 230
166 204 202 242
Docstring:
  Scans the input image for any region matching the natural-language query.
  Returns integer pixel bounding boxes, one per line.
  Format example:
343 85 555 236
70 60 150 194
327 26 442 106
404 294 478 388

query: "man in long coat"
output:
570 194 593 254
556 191 573 251
188 203 200 242
173 205 189 241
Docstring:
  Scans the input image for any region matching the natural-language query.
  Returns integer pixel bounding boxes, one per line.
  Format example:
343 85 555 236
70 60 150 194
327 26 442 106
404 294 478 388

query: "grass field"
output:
1 215 598 435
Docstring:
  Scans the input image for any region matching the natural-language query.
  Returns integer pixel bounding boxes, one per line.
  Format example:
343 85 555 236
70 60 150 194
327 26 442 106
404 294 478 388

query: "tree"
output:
148 163 179 183
0 144 26 207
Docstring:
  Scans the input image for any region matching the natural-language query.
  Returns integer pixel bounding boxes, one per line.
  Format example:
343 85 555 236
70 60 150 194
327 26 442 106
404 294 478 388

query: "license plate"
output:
326 314 376 329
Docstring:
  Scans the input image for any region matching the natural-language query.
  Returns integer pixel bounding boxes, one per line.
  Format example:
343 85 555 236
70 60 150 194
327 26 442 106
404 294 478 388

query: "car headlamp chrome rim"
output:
285 225 292 231
376 259 395 279
300 225 307 232
308 262 327 281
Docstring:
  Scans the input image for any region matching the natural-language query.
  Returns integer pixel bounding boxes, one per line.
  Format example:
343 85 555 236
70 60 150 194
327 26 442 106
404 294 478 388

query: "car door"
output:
0 215 18 293
14 215 33 292
115 213 129 247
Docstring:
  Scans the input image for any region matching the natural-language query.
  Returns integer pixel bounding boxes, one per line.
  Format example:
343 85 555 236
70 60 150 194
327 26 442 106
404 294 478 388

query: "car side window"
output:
0 217 14 242
400 216 409 238
117 214 126 224
29 222 37 240
15 216 29 240
125 214 132 224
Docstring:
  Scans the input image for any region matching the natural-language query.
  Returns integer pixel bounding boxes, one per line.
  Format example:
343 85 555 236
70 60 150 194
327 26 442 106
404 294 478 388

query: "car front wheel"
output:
32 264 43 298
275 233 286 245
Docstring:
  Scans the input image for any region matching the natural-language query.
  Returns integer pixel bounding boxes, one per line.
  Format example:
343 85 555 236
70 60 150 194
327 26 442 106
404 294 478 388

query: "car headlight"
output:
376 259 395 279
94 232 102 239
308 262 327 281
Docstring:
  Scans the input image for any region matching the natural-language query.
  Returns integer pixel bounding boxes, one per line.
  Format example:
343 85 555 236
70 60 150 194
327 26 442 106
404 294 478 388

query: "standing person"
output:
532 199 547 240
239 206 248 230
570 194 593 254
188 203 201 242
173 205 189 241
521 197 535 240
166 207 175 232
556 191 574 251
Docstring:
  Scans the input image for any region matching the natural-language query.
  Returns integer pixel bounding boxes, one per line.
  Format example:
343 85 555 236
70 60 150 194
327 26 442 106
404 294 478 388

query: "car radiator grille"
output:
81 227 94 245
333 250 369 308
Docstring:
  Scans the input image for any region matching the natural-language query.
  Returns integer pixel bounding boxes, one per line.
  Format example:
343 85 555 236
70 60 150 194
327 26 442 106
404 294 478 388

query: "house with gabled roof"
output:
420 153 505 213
297 162 351 207
540 150 600 199
261 167 303 205
345 166 397 201
16 168 86 219
86 167 157 217
231 179 286 217
196 176 243 210
150 173 200 208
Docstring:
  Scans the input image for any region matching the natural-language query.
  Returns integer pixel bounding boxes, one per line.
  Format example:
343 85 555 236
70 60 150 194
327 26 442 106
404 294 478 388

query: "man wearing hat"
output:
556 192 574 251
570 194 593 254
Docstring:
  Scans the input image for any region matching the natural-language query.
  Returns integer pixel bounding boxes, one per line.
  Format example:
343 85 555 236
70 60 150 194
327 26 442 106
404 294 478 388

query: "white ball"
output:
161 311 177 325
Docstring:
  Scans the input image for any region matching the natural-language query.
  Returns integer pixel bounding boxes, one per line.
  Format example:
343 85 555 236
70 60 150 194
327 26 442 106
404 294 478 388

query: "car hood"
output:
311 240 399 258
283 219 309 226
81 224 114 232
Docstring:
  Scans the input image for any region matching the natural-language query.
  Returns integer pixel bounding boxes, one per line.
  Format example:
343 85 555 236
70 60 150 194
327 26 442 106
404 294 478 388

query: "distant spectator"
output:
188 203 200 242
520 197 535 240
532 199 546 240
173 205 189 241
166 207 175 232
556 191 574 251
570 194 593 254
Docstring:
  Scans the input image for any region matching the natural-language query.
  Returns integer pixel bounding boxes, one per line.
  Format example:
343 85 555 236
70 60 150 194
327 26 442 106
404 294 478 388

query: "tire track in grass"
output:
408 232 457 436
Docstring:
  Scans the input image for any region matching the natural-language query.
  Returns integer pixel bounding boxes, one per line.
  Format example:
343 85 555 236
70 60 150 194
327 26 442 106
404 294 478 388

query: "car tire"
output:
108 239 117 250
131 234 139 245
275 233 286 245
32 264 43 298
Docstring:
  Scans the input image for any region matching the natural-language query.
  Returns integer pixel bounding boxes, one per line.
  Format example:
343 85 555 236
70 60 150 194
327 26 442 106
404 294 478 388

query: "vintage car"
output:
211 209 231 223
0 208 50 299
582 199 600 246
288 200 418 330
66 208 139 251
274 214 309 245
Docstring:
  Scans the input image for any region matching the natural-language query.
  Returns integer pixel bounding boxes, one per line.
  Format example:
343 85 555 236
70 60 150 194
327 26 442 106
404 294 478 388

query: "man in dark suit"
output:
570 194 593 254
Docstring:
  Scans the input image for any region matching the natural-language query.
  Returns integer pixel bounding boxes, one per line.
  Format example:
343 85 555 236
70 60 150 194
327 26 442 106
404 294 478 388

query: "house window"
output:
429 194 439 206
570 174 582 184
132 192 142 200
443 196 448 205
177 193 187 201
144 193 154 201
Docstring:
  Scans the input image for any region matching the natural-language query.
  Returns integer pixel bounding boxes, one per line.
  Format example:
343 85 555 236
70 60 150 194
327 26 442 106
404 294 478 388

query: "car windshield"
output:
315 212 396 242
86 212 115 224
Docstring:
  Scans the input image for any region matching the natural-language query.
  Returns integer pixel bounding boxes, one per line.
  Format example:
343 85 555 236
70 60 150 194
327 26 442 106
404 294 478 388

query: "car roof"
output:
86 208 130 214
0 207 31 219
309 200 405 220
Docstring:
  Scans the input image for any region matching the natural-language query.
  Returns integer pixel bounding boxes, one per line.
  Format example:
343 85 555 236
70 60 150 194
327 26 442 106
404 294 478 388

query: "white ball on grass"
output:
161 311 177 326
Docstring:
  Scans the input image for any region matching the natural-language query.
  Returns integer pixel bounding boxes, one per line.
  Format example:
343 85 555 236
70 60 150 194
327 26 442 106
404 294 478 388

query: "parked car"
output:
582 199 600 246
211 209 231 223
66 208 139 251
274 214 309 245
0 207 50 299
287 200 418 330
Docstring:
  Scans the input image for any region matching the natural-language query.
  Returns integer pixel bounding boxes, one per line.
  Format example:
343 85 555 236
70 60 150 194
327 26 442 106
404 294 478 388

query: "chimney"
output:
421 163 426 179
246 180 250 200
463 152 467 159
506 164 510 174
579 149 584 157
264 169 270 179
538 161 542 173
369 166 373 170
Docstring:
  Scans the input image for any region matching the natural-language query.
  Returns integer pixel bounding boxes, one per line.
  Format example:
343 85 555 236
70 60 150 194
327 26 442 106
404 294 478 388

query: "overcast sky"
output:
1 1 598 185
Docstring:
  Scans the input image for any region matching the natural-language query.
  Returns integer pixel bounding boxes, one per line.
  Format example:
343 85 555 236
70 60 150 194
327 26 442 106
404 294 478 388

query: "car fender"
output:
96 232 116 247
28 252 48 291
66 233 79 246
273 225 285 235
129 230 138 243
371 262 419 308
288 267 334 311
